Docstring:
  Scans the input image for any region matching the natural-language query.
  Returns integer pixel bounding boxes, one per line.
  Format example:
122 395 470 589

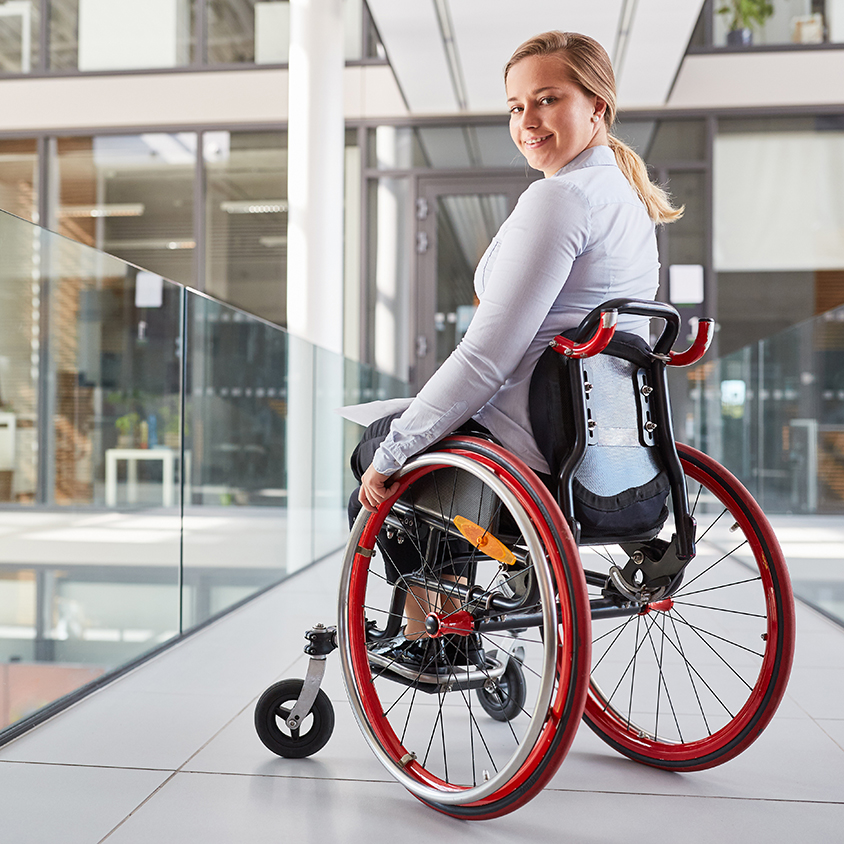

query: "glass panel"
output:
367 125 523 170
434 193 508 368
686 303 844 625
207 0 361 65
50 0 194 71
0 209 182 731
647 120 706 162
0 0 40 74
0 137 38 223
363 0 386 59
208 0 284 64
713 0 844 46
204 130 286 324
717 271 816 355
0 211 41 507
663 170 707 340
614 120 706 165
181 293 290 629
0 206 411 737
52 134 196 287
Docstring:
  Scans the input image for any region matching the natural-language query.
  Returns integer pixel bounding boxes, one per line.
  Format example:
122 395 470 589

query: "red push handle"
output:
668 318 715 367
550 310 618 359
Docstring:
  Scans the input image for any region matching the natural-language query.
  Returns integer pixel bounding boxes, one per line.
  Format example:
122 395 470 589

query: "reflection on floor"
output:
2 530 844 843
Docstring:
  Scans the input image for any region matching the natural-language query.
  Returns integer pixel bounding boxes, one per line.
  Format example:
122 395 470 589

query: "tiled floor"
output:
3 547 844 843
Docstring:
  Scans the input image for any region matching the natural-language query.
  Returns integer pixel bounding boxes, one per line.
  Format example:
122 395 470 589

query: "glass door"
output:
414 175 533 387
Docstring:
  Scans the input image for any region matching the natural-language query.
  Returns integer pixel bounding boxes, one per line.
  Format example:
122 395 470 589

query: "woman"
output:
351 31 682 661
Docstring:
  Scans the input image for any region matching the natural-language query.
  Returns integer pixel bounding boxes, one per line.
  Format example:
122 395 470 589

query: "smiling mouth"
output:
523 134 552 149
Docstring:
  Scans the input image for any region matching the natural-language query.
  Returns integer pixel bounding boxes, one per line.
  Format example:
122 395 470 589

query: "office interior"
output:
0 1 842 840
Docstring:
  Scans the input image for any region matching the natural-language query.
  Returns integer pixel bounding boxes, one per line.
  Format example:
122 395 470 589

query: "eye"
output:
540 96 556 106
509 105 523 115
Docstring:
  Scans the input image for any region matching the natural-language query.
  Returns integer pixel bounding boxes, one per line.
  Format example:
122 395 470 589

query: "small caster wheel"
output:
475 657 526 722
254 678 335 758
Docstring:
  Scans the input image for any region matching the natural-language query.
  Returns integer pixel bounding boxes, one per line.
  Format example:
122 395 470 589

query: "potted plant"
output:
717 0 774 46
157 398 186 449
115 412 140 448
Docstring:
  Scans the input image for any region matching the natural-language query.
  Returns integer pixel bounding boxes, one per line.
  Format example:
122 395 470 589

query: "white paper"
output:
336 397 414 426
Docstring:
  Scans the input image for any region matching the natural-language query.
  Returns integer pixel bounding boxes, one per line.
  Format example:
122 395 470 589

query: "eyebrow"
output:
507 86 561 104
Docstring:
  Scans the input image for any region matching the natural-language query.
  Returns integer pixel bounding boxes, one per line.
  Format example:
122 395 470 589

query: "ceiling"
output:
366 0 705 115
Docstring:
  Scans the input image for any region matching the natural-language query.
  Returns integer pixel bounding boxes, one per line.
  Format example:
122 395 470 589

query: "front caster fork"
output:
254 623 338 758
285 623 338 731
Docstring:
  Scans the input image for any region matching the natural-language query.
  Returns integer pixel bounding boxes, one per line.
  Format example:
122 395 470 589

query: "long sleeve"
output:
372 177 592 475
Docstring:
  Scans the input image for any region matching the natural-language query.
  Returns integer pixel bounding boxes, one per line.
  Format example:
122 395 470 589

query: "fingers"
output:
359 466 398 513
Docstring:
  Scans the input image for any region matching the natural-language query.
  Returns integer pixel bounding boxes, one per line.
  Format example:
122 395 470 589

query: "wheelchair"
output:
254 299 796 820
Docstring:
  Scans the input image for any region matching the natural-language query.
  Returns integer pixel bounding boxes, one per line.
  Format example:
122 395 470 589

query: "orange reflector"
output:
453 515 516 566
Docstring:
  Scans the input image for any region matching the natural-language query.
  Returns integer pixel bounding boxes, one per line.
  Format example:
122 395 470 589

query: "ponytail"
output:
608 134 684 225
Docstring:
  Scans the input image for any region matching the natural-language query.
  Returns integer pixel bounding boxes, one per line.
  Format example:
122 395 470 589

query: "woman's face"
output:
506 54 607 177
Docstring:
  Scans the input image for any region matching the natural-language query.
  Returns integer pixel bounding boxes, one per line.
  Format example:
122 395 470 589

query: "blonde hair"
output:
505 31 683 225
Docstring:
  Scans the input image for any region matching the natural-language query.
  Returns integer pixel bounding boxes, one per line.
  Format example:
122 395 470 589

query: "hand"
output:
359 464 400 513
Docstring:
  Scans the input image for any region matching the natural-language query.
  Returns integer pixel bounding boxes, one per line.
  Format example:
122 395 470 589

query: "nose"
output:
520 102 539 130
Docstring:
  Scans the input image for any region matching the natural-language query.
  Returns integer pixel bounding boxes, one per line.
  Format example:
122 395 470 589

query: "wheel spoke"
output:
677 540 749 594
675 575 762 600
671 600 766 619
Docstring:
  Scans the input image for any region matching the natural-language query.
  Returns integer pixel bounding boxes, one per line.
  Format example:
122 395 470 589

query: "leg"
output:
348 415 493 643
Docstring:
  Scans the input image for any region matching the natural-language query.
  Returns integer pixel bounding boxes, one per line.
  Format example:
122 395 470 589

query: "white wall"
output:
0 66 406 133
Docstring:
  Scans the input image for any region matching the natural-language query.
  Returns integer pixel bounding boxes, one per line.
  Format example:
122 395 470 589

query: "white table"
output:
105 447 190 508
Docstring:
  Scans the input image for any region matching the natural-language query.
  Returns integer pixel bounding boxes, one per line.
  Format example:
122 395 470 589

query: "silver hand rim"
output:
338 452 559 806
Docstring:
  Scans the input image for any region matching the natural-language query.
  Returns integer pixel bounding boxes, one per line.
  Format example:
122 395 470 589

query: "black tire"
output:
254 678 335 759
475 656 527 722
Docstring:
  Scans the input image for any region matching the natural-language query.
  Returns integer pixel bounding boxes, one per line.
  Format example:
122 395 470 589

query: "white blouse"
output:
373 145 660 475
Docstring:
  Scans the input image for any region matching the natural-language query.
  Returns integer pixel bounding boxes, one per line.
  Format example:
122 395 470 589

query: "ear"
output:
593 96 608 122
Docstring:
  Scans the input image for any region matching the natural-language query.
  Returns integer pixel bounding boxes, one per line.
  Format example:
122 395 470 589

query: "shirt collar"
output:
551 145 615 178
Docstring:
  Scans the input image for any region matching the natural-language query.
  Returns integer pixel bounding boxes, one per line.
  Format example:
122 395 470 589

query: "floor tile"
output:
186 697 390 782
816 719 844 753
555 711 844 802
104 768 844 844
0 761 169 844
784 665 844 720
0 689 247 770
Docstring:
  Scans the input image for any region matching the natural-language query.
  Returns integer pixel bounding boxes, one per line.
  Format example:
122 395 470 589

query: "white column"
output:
287 0 345 354
286 0 346 573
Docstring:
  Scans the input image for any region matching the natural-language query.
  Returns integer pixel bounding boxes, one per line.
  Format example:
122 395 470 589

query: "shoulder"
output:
514 175 591 219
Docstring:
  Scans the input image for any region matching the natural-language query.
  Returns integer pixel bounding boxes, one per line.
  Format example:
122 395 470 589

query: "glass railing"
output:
0 207 407 739
680 305 844 624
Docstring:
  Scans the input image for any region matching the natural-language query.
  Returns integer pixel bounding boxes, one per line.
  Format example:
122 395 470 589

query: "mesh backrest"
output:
578 354 662 496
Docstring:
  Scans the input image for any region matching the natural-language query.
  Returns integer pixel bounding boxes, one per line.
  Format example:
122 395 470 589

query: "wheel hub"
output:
424 609 475 638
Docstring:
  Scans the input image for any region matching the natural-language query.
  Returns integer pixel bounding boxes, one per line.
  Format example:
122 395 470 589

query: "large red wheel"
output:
583 443 795 770
338 438 591 819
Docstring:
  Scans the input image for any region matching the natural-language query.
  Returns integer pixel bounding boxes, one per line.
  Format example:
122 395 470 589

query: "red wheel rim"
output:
345 447 590 805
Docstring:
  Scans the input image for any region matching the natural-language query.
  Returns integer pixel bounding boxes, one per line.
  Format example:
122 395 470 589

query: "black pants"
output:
348 414 493 585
